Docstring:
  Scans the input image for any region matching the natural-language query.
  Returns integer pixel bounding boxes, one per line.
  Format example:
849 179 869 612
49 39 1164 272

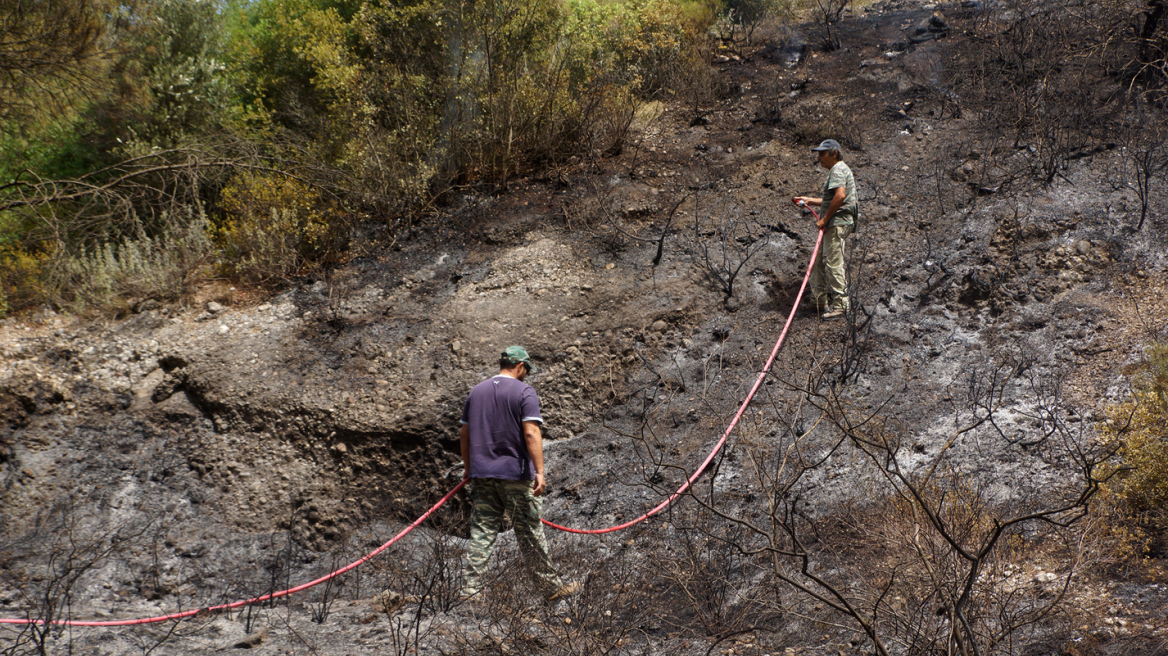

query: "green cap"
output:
502 345 537 373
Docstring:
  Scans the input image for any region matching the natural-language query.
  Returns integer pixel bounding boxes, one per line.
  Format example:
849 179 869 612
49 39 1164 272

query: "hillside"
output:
3 0 1168 654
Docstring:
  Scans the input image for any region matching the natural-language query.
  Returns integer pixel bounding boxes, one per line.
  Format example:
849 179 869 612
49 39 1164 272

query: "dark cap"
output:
812 139 842 152
502 345 537 373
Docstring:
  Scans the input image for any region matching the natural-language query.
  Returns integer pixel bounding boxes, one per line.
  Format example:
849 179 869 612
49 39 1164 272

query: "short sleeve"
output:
520 385 543 424
826 164 846 192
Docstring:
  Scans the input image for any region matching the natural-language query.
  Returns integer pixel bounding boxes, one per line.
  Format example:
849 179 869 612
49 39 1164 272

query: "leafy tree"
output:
225 0 361 136
0 0 111 120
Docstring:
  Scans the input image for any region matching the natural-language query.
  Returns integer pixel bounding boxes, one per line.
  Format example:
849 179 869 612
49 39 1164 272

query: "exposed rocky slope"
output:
3 1 1168 654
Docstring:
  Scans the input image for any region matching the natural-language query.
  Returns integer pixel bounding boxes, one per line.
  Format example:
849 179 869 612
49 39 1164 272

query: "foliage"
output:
0 239 46 319
0 0 244 316
1 0 720 312
1097 344 1168 560
49 206 213 312
225 0 361 139
126 0 241 147
359 0 700 194
217 173 344 286
3 0 240 180
0 0 111 120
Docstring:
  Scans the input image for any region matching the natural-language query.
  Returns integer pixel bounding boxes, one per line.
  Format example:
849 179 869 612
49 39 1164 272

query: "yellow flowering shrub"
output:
1095 344 1168 567
217 173 343 286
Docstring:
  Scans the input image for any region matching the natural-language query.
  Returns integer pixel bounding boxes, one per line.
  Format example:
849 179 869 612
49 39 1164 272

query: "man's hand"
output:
460 424 471 480
819 185 846 231
532 473 546 497
794 196 826 229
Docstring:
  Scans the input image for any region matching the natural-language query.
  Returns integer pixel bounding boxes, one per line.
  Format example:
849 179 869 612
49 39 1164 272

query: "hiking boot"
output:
546 581 580 602
821 307 846 321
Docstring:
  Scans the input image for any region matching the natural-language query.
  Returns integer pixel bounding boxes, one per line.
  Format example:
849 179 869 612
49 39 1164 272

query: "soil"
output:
2 1 1168 654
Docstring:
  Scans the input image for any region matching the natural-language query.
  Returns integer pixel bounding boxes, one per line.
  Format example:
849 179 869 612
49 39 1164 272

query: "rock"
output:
451 340 461 353
775 43 809 68
207 301 225 314
909 11 949 42
1076 240 1091 255
217 325 230 335
131 368 167 411
233 628 269 649
610 183 662 218
650 320 668 332
372 590 405 615
135 299 161 314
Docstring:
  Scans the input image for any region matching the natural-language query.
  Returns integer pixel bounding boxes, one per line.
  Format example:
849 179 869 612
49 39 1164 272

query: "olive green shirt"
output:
821 161 857 227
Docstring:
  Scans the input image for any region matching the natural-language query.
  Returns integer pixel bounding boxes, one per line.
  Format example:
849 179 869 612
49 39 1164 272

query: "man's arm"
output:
460 424 471 479
818 186 847 229
523 421 546 496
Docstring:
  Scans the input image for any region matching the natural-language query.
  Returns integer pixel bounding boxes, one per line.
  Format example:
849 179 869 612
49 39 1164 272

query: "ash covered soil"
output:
3 1 1168 654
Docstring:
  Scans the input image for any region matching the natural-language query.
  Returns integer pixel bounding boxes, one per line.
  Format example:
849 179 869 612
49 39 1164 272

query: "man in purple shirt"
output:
458 346 579 602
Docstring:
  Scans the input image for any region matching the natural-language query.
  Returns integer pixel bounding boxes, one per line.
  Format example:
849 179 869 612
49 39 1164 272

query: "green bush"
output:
1096 344 1168 563
217 173 345 286
357 0 705 195
50 207 213 313
0 239 47 318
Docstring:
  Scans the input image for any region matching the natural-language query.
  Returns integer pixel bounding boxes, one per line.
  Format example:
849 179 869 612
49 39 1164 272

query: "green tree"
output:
0 0 111 120
225 0 362 138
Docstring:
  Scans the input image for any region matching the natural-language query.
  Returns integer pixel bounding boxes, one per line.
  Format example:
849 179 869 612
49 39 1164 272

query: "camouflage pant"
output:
460 478 563 598
810 224 852 311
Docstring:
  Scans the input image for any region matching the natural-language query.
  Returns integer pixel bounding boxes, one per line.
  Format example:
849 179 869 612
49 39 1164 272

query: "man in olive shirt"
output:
795 139 857 320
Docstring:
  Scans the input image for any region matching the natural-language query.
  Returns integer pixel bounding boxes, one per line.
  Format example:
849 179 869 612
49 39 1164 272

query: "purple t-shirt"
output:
461 375 544 480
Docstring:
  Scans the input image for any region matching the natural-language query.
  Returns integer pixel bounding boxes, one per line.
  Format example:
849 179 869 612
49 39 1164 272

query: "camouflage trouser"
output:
810 224 852 311
460 478 563 598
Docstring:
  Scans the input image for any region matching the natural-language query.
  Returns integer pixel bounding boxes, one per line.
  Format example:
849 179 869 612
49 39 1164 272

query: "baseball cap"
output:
502 345 538 373
812 139 842 152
